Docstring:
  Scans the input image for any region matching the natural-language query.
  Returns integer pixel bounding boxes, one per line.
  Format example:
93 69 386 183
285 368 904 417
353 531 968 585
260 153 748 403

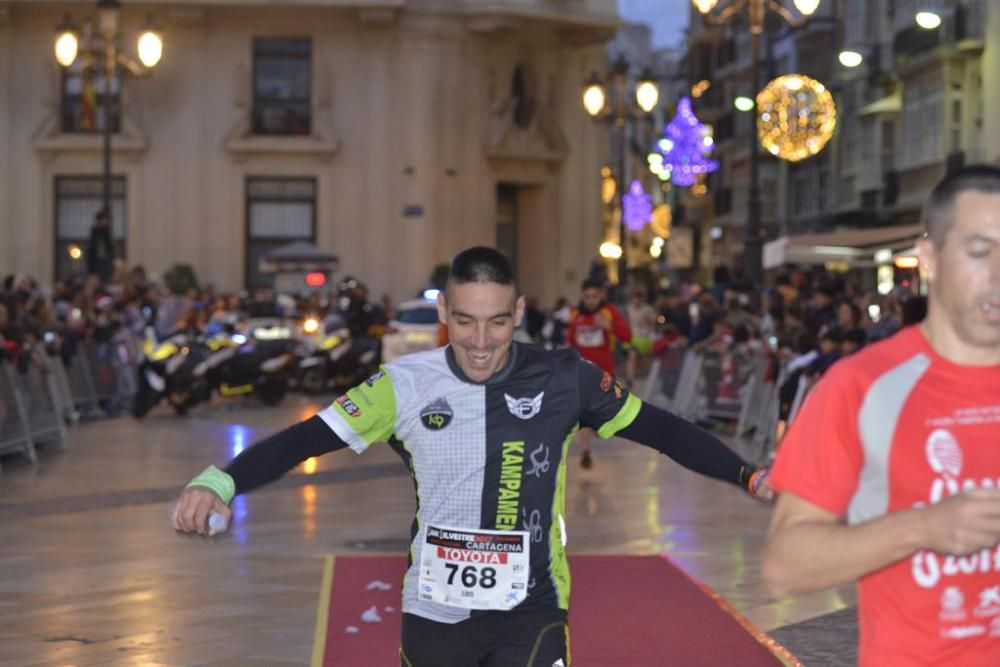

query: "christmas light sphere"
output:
756 74 836 162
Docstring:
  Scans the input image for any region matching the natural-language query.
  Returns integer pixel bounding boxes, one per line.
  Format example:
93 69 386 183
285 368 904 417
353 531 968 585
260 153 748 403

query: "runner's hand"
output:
918 489 1000 556
748 468 775 504
593 312 611 330
171 487 232 536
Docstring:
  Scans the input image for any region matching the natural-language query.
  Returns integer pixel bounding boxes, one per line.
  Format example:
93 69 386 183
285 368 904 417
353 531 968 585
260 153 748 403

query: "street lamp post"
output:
691 0 819 287
54 0 163 216
582 55 659 293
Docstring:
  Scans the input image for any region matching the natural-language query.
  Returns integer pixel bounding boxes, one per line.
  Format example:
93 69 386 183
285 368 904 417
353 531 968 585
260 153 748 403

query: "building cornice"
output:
32 113 148 158
223 116 341 162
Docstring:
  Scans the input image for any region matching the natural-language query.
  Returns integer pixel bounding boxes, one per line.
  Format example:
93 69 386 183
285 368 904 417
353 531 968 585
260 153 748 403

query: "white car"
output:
381 299 441 362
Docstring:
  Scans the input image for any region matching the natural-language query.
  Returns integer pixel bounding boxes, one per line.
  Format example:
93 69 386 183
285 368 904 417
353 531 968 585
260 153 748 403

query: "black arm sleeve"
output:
617 402 755 489
224 415 348 496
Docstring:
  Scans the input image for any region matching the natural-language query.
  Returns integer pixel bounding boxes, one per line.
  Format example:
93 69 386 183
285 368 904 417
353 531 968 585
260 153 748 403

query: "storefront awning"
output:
763 223 923 269
859 91 902 116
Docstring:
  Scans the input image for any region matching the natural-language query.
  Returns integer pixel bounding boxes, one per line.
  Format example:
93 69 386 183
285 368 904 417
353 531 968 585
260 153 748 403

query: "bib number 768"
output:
444 563 497 589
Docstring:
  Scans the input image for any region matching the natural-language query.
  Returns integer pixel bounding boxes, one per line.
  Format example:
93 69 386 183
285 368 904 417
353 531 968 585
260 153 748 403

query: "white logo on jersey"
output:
525 443 550 478
911 430 1000 589
942 586 965 611
522 508 543 543
978 586 1000 614
505 392 544 420
926 429 962 478
940 586 967 622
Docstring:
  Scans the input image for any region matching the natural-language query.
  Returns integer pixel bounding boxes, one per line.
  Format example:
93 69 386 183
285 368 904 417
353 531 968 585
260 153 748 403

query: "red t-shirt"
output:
770 326 1000 667
567 304 632 375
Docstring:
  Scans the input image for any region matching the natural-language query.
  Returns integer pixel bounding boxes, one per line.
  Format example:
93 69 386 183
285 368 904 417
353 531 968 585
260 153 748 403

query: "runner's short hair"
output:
446 247 516 291
924 164 1000 246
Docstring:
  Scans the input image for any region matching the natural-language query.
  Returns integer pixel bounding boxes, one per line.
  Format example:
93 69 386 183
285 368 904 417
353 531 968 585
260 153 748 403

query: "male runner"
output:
566 278 631 468
173 247 770 666
763 165 1000 666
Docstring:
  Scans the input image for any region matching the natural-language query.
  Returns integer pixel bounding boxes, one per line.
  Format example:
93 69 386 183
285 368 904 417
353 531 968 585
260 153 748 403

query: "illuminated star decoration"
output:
622 179 653 231
658 96 718 187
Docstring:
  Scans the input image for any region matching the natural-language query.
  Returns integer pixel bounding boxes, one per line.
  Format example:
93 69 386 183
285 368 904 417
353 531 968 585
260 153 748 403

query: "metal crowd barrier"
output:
786 374 814 428
16 350 70 451
0 361 36 467
0 329 143 471
0 351 70 470
644 344 783 465
63 333 140 419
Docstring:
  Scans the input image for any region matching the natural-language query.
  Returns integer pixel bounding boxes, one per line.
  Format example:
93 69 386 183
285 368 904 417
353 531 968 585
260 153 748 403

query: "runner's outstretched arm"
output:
172 416 347 534
224 416 347 494
616 402 769 500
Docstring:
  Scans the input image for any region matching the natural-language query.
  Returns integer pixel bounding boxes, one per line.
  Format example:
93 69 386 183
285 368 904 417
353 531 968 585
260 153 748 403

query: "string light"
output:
658 97 718 186
622 180 653 231
756 74 836 162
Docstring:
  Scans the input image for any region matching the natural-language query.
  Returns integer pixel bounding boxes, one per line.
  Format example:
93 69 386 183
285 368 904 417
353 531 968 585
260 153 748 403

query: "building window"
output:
252 38 312 135
923 77 942 161
54 176 127 281
714 187 732 215
792 169 810 217
841 109 858 173
62 63 121 133
246 177 316 288
903 83 921 166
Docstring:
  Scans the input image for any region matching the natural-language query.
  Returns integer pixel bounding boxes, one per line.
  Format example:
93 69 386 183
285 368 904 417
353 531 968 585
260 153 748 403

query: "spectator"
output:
901 295 928 325
86 209 114 281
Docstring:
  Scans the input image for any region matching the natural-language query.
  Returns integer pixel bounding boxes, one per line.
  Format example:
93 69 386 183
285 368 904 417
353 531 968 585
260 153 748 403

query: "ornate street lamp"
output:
692 0 819 287
54 0 162 218
582 56 659 289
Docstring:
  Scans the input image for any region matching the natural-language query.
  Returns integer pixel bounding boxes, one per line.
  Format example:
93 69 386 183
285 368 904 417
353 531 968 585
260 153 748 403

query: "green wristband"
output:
186 465 236 505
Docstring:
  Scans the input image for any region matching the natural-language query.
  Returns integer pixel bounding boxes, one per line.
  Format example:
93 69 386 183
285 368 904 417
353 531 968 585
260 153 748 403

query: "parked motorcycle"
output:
297 314 380 394
131 330 202 418
132 329 295 417
191 334 296 410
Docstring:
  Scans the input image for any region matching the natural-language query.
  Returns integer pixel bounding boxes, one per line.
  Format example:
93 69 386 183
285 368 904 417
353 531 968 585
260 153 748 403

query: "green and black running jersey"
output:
317 342 640 623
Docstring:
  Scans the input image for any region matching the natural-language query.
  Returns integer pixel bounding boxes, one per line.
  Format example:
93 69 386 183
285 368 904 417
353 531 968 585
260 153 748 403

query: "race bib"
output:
417 524 530 610
575 326 605 347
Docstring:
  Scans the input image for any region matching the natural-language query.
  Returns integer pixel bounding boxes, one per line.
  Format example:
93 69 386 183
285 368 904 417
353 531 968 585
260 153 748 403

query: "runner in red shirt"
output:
567 279 632 376
763 165 1000 666
567 278 632 468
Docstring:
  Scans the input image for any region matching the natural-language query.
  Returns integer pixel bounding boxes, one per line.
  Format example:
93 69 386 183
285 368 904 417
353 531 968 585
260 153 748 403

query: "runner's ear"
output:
437 291 448 324
514 295 526 327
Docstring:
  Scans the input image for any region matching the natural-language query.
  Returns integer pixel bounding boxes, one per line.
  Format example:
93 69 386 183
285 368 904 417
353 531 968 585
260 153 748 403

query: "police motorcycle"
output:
297 311 380 394
132 326 295 416
131 328 203 418
190 327 296 409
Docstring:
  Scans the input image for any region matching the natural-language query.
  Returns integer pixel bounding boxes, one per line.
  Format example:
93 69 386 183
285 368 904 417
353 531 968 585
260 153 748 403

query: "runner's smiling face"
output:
438 282 524 383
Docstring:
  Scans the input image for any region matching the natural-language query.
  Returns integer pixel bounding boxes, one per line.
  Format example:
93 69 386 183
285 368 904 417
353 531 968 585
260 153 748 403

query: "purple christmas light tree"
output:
659 96 718 187
622 179 652 231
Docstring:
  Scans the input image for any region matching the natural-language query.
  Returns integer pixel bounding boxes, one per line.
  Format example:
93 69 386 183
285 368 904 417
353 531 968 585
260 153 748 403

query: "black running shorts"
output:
400 606 569 667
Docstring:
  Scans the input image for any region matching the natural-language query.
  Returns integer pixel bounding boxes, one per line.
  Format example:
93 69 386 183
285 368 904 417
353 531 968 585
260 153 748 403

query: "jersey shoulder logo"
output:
336 394 362 418
420 397 454 430
504 391 544 420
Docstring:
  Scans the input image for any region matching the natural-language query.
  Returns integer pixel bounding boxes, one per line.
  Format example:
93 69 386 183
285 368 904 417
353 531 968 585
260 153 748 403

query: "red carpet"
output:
313 555 798 666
